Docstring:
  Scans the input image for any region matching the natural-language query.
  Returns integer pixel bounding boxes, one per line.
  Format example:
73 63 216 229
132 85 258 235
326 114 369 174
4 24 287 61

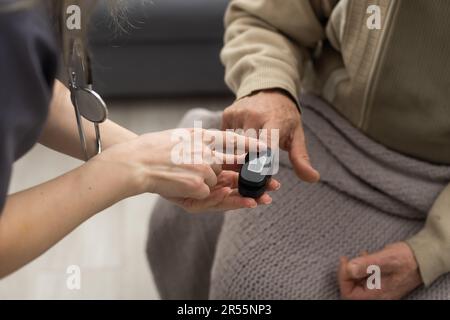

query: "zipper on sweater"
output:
359 0 400 129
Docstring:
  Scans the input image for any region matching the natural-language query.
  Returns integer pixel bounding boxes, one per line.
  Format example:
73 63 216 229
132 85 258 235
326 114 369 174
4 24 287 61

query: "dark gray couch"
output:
89 0 231 98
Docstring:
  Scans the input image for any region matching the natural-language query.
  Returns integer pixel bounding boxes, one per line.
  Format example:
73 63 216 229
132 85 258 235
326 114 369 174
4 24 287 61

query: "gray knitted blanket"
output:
209 94 450 299
147 95 450 299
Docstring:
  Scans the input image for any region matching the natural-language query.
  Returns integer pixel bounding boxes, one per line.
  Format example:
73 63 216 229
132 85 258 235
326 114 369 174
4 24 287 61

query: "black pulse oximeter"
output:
238 148 272 199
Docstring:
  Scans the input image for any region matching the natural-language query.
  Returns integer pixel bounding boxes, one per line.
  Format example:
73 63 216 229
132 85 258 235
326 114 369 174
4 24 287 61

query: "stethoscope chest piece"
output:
68 38 108 160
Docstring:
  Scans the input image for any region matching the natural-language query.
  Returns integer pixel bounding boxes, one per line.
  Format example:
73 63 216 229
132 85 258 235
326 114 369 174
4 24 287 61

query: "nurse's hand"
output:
166 171 280 213
96 128 278 211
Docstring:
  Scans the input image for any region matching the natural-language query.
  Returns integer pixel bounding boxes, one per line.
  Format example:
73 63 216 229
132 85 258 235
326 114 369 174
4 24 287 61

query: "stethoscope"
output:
68 37 108 161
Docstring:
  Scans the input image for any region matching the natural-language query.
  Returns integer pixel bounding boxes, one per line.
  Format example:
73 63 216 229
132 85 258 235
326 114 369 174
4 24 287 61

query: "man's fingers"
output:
227 189 274 205
227 189 273 206
221 115 231 131
221 108 243 131
172 187 262 213
339 256 373 300
289 126 320 183
212 189 258 210
223 194 258 210
217 172 279 191
347 261 369 280
347 251 397 280
256 193 273 205
338 256 357 297
218 173 277 205
339 257 351 281
266 178 281 191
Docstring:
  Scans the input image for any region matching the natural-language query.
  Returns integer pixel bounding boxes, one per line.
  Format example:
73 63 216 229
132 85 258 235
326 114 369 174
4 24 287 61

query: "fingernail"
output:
348 262 360 277
312 170 321 181
246 200 257 208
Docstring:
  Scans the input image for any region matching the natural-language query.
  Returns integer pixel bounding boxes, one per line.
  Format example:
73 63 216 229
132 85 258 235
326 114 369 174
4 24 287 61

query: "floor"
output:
0 97 231 300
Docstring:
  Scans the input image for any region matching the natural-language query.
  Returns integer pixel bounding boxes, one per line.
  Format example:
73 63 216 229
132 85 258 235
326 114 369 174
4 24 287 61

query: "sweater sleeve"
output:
406 184 450 286
221 0 333 106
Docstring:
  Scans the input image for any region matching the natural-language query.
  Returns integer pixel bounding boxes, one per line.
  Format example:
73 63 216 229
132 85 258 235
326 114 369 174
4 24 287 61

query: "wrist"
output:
252 88 300 112
102 122 139 150
91 146 149 199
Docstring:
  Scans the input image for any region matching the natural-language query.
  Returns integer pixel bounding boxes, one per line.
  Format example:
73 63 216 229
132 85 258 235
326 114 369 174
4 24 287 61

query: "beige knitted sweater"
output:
221 0 450 286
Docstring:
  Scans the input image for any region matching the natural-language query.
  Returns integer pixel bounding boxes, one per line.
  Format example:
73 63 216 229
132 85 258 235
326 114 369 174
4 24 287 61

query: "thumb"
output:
338 256 357 297
348 247 401 279
289 125 320 183
347 260 369 280
338 256 351 282
347 252 387 280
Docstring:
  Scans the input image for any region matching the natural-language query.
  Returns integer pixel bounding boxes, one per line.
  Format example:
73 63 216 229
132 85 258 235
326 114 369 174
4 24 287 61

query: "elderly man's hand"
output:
222 90 320 182
338 242 423 300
